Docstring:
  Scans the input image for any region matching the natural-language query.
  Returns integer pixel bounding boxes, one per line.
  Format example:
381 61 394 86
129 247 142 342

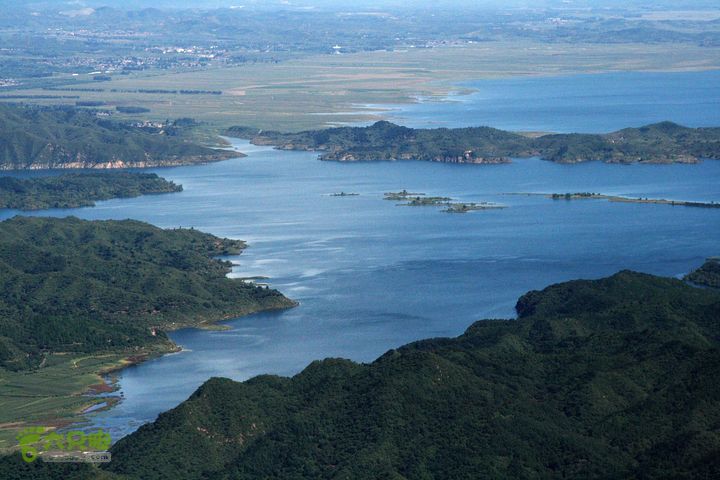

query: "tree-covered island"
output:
228 120 720 165
384 190 506 213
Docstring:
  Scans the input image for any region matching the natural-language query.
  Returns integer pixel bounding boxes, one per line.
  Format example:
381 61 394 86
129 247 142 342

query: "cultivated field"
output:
5 41 720 131
0 353 128 451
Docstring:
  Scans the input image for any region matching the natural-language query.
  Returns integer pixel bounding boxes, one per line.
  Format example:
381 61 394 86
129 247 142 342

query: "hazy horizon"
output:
5 0 720 12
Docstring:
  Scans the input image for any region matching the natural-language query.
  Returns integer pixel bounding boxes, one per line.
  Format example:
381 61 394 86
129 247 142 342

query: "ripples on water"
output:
370 70 720 132
2 71 718 441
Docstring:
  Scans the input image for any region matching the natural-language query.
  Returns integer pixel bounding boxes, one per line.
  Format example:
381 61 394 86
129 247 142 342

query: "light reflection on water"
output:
1 71 718 441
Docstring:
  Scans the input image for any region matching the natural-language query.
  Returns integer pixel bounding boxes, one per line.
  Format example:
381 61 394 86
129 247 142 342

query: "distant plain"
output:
4 41 720 131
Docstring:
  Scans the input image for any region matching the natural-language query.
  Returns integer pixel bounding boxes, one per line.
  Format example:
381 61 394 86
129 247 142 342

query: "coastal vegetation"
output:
1 3 719 479
104 271 720 479
541 192 720 208
0 104 241 170
229 120 720 165
329 192 359 197
384 190 505 213
383 190 427 201
0 216 294 372
0 216 295 445
230 121 520 164
0 173 182 210
402 196 453 206
0 351 141 452
685 258 720 288
443 203 505 213
4 270 715 478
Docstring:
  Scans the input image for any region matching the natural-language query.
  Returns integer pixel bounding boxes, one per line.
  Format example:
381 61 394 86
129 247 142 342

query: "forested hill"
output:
0 104 241 170
228 120 720 164
89 269 720 479
686 257 720 288
0 172 182 210
0 216 295 370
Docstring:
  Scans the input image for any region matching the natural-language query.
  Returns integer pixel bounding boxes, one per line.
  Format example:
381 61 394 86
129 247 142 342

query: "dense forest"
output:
686 257 720 288
3 269 716 478
0 216 295 371
105 270 720 479
228 120 720 164
0 173 182 210
0 104 241 170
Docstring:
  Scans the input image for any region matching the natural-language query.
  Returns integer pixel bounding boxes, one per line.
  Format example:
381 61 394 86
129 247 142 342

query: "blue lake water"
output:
1 71 719 441
368 70 720 132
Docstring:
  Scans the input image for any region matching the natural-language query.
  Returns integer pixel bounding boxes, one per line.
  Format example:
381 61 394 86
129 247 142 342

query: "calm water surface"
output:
2 71 719 441
369 70 720 132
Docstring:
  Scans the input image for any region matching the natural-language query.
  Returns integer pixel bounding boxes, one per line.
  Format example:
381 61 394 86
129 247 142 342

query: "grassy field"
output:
0 353 134 451
5 41 720 131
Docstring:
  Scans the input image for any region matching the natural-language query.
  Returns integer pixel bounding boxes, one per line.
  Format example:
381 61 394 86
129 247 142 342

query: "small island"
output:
227 120 720 165
384 190 505 213
547 192 720 209
443 202 507 213
404 196 453 206
385 191 452 206
0 173 183 210
383 190 427 200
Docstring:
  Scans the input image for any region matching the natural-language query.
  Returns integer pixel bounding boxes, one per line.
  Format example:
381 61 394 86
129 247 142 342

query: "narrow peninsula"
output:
0 173 182 210
0 216 295 441
549 192 720 208
513 192 720 209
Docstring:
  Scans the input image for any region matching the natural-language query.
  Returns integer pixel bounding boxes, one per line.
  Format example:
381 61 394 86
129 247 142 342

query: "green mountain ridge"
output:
0 104 241 170
228 120 720 164
2 268 720 478
0 172 182 210
0 216 295 371
685 257 720 288
86 269 720 479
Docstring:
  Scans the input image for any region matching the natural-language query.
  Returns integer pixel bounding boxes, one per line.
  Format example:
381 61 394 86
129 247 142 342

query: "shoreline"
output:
0 151 245 172
507 192 720 209
82 298 300 400
347 67 720 128
0 299 298 451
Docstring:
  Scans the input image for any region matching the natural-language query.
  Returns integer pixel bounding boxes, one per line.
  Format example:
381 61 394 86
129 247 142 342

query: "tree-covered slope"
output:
228 121 526 163
0 104 241 170
0 216 295 370
100 270 720 479
0 173 182 210
228 120 720 164
685 257 720 288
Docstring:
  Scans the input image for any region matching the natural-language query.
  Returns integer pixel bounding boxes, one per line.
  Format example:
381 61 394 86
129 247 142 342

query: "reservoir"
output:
2 70 718 441
367 70 720 132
